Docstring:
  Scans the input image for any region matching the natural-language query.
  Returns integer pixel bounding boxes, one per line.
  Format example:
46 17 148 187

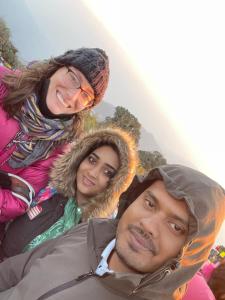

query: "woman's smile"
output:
82 175 95 187
56 90 70 109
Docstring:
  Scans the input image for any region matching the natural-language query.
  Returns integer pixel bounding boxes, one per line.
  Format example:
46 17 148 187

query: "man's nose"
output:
140 214 161 239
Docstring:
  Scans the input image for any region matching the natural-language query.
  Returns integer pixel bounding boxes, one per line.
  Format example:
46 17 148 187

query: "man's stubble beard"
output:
115 239 144 274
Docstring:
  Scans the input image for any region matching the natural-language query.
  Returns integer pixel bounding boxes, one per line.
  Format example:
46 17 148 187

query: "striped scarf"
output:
9 94 75 169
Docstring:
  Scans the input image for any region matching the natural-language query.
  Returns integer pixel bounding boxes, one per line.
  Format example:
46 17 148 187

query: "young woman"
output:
0 48 109 222
1 127 138 257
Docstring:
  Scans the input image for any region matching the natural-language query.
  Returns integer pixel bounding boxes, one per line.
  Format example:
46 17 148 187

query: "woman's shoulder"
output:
183 272 215 300
0 65 9 75
0 65 13 80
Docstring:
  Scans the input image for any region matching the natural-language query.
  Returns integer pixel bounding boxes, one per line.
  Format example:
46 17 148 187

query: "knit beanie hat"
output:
55 48 109 105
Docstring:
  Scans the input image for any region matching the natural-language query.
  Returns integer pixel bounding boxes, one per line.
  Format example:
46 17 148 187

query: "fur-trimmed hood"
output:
115 164 225 299
50 127 138 220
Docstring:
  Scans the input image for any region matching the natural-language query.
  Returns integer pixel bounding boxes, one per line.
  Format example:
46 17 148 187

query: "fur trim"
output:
50 127 138 220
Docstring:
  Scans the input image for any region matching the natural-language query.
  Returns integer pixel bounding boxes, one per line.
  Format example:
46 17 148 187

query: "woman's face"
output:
46 66 95 115
76 145 120 202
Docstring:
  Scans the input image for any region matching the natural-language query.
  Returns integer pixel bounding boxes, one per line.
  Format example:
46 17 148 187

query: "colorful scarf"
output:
9 94 75 169
24 197 82 252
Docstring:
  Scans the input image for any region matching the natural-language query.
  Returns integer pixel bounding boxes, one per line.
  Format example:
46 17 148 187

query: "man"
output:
0 164 224 300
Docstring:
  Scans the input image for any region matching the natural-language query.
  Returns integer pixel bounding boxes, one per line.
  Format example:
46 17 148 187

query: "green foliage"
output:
101 106 141 145
138 150 167 173
83 107 167 176
83 112 99 132
0 18 21 68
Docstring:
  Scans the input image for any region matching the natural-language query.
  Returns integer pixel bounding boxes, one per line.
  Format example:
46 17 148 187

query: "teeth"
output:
57 91 70 108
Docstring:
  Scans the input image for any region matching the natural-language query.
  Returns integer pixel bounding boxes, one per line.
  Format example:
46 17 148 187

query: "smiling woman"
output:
0 47 110 223
46 66 95 115
76 145 120 204
1 127 138 257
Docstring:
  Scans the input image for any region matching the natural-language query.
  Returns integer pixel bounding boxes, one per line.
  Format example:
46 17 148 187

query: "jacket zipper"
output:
37 261 177 299
0 130 24 167
36 270 95 300
129 266 172 296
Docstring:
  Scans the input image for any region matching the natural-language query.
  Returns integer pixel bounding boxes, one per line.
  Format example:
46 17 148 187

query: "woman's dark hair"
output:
86 141 120 161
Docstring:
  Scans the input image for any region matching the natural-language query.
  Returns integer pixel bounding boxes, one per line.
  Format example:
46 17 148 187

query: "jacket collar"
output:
87 218 176 299
93 164 225 299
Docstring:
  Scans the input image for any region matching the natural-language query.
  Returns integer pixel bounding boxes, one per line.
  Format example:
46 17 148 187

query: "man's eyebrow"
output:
146 190 189 227
145 190 158 202
171 214 189 228
91 152 117 172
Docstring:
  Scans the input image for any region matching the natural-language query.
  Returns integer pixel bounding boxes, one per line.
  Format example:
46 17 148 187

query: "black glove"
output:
0 171 35 207
0 171 12 189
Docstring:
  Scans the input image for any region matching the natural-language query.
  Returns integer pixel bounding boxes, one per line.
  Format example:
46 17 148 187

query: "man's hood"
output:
49 127 138 220
90 164 225 299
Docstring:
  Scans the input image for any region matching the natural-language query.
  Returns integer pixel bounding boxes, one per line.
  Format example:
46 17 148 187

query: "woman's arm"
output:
0 147 64 222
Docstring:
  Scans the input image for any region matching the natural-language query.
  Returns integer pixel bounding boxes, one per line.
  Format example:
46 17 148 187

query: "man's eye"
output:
170 223 185 234
145 198 155 208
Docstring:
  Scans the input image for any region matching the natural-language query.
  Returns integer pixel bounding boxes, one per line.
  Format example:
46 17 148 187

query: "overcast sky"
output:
1 0 224 243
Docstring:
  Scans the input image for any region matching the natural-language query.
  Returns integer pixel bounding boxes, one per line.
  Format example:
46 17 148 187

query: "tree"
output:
101 106 141 145
138 150 167 173
0 18 21 68
83 111 99 132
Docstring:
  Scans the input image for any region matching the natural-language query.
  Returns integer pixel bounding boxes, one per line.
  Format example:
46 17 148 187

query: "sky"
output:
83 0 225 186
1 0 224 243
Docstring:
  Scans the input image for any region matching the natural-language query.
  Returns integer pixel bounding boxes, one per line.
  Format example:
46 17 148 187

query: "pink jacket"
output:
182 262 217 300
0 66 64 222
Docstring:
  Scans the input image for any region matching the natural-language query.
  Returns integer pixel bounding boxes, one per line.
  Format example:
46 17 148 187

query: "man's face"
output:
113 180 189 274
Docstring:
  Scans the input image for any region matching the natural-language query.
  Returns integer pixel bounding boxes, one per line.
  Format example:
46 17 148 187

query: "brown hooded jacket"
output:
0 164 224 300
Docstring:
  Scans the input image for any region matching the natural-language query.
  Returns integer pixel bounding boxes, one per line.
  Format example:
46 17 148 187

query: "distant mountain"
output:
139 127 160 152
93 102 115 120
93 102 160 152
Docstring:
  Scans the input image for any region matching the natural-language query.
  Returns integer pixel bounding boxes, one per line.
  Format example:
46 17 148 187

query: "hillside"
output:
93 102 160 152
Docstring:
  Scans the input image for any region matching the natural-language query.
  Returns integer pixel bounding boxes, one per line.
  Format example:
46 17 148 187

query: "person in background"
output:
0 164 224 300
0 47 109 222
183 259 225 300
182 261 218 300
1 127 137 257
208 260 225 300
